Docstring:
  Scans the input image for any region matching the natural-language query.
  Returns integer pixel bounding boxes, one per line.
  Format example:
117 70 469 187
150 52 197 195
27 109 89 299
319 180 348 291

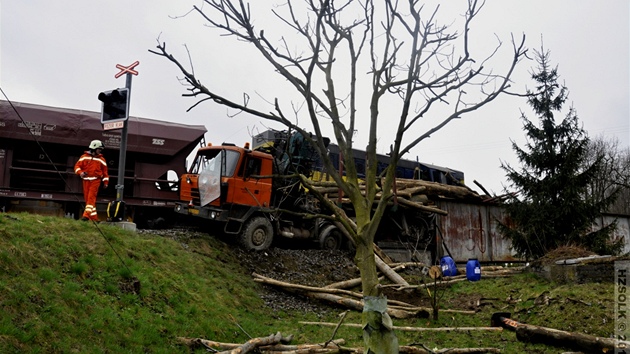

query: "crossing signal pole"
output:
98 61 139 221
98 88 129 125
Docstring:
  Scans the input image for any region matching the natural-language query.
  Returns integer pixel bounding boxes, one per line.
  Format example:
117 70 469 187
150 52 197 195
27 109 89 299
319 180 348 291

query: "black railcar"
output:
252 129 465 185
324 143 465 185
0 100 207 227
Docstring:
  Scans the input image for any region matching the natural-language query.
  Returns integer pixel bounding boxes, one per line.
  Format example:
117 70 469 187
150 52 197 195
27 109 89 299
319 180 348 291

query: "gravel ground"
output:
140 228 361 316
234 247 360 316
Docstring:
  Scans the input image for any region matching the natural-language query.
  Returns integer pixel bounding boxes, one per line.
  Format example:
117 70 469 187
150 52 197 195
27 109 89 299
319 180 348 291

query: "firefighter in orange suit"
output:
74 140 109 221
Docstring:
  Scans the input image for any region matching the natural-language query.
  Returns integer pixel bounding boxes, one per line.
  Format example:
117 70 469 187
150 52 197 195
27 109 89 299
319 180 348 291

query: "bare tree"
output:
587 136 630 215
151 1 526 352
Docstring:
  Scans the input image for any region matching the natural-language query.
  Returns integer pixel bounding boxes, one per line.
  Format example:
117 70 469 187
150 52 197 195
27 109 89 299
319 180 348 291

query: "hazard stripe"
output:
77 157 106 166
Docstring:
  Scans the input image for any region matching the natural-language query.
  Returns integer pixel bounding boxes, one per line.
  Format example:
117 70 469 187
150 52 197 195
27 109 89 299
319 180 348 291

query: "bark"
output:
395 198 448 215
310 178 483 202
381 277 468 290
375 255 409 286
253 273 363 299
388 304 475 315
374 244 395 265
299 322 502 332
178 336 502 354
310 177 482 217
400 347 501 354
393 179 482 200
304 292 429 319
362 295 399 354
515 323 628 352
228 332 293 354
177 337 345 352
324 276 377 290
253 273 428 318
355 240 381 297
389 262 429 269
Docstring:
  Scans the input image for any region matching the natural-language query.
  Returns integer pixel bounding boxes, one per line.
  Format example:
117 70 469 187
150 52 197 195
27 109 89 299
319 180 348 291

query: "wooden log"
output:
324 265 405 289
302 292 429 319
310 181 342 188
390 262 429 269
312 186 344 194
253 273 363 299
178 336 501 354
463 267 526 275
265 349 346 354
395 197 448 215
325 275 385 290
515 323 628 352
311 177 482 202
373 244 395 265
388 303 476 315
226 332 290 354
381 277 469 290
374 254 409 286
400 346 501 354
396 179 483 200
177 337 345 352
396 186 427 199
299 322 503 332
253 273 463 315
227 345 500 354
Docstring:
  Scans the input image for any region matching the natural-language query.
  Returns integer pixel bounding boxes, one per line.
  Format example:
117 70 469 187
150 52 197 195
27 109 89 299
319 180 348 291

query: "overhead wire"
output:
0 86 133 276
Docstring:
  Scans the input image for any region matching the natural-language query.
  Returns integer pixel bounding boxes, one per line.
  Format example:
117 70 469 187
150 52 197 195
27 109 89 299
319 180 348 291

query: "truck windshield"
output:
197 149 241 206
196 149 240 177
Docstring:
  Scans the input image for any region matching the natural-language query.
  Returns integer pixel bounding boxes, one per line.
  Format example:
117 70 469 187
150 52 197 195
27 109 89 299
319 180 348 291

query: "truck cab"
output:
175 132 345 252
176 143 273 225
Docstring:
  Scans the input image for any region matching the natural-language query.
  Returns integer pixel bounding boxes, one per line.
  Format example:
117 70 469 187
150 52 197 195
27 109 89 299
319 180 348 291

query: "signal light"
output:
98 88 129 123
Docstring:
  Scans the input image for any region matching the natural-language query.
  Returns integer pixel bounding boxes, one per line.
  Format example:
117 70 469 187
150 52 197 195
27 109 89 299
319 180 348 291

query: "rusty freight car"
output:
0 100 207 227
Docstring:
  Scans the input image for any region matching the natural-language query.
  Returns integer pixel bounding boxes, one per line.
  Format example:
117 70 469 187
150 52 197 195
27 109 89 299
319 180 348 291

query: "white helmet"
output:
89 140 104 150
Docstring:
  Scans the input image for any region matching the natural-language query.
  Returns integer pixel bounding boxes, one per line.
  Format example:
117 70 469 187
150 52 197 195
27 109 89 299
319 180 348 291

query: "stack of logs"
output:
309 178 485 215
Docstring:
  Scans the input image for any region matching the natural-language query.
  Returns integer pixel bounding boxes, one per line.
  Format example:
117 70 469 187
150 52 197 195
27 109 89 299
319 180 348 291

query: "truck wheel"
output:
319 224 342 250
240 216 274 251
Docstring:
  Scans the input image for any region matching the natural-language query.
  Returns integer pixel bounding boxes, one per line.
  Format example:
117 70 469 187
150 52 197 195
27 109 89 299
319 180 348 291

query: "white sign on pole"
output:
103 121 124 131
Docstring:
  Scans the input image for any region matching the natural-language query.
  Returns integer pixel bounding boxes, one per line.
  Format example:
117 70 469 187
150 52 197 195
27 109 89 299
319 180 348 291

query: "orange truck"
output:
174 130 437 259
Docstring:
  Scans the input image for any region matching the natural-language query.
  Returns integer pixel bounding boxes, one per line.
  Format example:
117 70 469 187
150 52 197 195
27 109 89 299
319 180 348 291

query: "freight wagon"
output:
0 100 207 227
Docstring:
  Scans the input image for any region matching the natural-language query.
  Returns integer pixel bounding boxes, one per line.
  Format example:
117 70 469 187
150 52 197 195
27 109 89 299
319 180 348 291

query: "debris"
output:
176 336 343 353
310 178 486 216
490 312 628 352
300 322 503 332
177 335 501 354
253 272 429 319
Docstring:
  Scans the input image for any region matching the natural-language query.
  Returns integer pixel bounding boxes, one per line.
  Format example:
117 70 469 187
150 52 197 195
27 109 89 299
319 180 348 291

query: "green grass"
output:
0 212 615 353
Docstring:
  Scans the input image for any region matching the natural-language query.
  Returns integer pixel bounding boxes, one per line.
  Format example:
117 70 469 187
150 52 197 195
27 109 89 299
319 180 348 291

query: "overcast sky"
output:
1 1 628 195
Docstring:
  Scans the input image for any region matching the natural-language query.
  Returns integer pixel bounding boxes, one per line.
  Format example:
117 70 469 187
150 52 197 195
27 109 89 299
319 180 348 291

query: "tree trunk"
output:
355 239 399 354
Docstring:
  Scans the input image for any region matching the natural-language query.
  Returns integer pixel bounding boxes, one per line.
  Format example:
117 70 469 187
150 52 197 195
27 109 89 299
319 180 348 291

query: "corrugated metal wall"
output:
436 200 630 262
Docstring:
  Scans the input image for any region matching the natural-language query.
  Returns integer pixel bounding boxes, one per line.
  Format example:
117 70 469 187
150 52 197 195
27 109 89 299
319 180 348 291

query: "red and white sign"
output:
115 61 140 79
103 121 125 131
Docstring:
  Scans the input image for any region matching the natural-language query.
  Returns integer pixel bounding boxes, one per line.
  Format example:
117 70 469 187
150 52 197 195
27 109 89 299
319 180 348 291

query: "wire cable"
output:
0 87 133 275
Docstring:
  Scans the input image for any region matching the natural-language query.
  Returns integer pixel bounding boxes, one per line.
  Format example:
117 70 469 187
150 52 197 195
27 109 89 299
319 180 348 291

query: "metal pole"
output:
115 73 132 203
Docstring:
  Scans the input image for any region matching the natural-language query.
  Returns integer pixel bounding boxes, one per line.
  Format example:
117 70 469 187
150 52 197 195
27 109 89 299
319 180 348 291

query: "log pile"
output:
187 242 616 353
177 334 502 354
308 178 485 215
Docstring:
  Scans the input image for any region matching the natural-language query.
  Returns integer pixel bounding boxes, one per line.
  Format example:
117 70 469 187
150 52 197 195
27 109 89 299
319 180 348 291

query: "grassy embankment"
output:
0 212 614 353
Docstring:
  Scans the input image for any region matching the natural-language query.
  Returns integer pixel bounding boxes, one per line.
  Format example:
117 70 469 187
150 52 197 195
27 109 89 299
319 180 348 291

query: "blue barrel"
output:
466 258 481 281
440 256 458 276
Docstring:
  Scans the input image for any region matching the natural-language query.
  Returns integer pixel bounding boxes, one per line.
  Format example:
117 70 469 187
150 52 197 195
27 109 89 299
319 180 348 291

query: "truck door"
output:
231 154 272 207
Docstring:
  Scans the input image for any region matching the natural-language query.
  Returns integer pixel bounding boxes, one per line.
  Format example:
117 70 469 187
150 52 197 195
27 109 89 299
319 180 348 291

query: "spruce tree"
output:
499 48 620 259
